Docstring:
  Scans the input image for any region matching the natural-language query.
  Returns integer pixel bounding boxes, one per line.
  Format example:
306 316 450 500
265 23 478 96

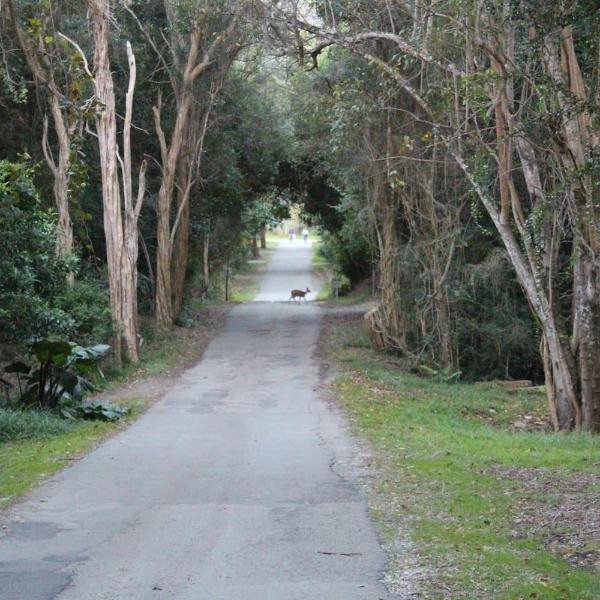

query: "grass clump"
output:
325 317 600 599
0 408 75 443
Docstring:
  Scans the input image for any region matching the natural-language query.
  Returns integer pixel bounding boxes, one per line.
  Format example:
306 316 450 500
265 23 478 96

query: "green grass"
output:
326 319 600 599
230 279 260 302
0 409 75 443
316 282 331 301
229 250 274 302
0 399 144 508
311 240 329 266
311 240 333 300
329 285 373 305
266 232 286 243
102 323 201 386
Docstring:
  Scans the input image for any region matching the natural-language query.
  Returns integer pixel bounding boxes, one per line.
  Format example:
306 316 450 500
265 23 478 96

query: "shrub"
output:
53 278 112 346
3 339 110 410
0 159 74 344
318 223 372 283
454 250 542 381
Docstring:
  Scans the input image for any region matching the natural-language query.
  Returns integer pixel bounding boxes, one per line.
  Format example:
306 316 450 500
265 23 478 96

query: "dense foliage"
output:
0 159 111 346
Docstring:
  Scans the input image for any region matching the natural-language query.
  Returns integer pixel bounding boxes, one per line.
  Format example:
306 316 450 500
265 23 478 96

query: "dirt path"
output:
0 240 393 600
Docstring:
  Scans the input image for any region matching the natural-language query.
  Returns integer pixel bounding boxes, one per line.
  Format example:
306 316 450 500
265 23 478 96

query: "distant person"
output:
289 228 295 241
302 227 309 242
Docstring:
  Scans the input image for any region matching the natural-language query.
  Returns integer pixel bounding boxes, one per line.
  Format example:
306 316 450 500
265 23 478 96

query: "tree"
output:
243 194 280 257
4 0 90 272
144 0 244 326
87 0 147 364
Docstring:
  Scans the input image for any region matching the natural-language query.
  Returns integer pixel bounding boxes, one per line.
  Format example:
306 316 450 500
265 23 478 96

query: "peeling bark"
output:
89 1 145 364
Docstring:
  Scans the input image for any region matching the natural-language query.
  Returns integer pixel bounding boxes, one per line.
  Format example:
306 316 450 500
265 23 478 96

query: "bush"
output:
454 250 542 381
318 222 372 283
0 159 112 349
331 272 352 296
3 339 110 411
0 159 74 344
53 278 112 346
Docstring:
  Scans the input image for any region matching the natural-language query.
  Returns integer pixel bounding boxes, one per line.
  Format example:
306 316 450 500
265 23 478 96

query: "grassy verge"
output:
311 241 373 304
266 233 286 244
311 240 333 300
323 315 600 599
0 399 144 508
229 246 276 301
102 307 227 387
328 284 373 306
229 262 262 302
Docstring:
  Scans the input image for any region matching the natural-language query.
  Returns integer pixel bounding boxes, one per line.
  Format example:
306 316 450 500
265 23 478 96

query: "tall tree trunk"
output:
90 0 124 365
171 173 190 321
453 148 580 430
372 177 407 353
251 236 260 258
574 252 600 432
43 97 74 270
260 228 267 249
434 292 454 371
120 42 146 363
152 16 239 327
170 100 207 321
89 3 145 364
154 77 196 327
8 0 76 278
203 233 210 288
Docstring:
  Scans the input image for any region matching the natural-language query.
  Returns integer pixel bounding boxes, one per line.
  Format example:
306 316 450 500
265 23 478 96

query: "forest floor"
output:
318 307 600 599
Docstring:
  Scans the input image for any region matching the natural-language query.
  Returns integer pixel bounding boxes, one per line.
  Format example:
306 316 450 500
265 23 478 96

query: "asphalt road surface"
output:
0 239 393 600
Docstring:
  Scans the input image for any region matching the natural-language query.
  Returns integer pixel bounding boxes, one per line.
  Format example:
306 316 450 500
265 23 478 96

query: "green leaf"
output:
77 402 128 422
32 340 72 366
4 361 31 375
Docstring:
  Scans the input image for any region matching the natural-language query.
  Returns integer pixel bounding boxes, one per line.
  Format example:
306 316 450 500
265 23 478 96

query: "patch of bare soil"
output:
484 466 600 570
101 305 230 407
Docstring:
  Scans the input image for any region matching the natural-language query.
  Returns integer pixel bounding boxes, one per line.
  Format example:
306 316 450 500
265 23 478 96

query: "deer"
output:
289 287 311 303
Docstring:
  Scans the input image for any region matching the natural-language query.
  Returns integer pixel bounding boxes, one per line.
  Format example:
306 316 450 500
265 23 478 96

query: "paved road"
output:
0 240 392 599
